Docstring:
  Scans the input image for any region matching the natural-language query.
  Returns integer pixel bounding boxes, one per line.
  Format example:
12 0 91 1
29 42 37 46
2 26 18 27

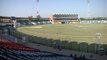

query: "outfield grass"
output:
17 24 107 44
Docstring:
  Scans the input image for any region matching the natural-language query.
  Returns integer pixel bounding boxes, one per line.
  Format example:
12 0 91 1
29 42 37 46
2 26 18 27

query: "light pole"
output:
36 0 39 18
87 0 90 19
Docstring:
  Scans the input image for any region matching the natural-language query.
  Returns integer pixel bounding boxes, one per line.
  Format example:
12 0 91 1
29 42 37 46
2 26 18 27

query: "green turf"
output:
17 24 107 44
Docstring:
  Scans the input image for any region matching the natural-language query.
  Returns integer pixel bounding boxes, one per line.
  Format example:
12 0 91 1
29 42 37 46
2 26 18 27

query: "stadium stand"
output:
0 16 51 27
0 35 74 60
52 14 79 24
1 16 105 60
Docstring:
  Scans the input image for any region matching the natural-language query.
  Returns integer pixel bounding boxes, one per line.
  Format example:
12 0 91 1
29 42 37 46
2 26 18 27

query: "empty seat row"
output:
0 36 73 60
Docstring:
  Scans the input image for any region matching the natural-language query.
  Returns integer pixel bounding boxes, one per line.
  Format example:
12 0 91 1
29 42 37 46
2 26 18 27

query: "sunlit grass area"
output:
17 24 107 44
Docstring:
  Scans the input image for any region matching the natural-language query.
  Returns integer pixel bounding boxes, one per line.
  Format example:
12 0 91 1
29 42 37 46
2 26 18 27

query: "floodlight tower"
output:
87 0 90 18
36 0 40 18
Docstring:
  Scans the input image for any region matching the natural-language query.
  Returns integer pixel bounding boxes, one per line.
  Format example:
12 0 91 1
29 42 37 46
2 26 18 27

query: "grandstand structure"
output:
49 14 79 24
0 35 74 60
80 20 107 24
0 16 51 35
0 16 50 26
80 17 107 24
1 16 107 25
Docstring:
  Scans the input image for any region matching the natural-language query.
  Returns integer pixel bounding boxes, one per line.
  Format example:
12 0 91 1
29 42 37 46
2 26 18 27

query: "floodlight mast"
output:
36 0 39 18
87 0 90 19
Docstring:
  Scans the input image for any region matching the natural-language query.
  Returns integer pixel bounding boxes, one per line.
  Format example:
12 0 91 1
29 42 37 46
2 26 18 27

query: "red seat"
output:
0 37 40 51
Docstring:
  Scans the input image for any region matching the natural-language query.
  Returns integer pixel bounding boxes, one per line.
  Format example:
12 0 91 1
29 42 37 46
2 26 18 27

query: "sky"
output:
0 0 107 18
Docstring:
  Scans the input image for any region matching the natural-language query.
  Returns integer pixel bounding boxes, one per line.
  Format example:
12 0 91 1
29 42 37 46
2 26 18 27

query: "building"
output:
49 14 79 24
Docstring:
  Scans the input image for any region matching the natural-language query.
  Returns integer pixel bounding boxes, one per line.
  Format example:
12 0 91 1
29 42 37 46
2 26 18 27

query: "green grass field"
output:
17 24 107 44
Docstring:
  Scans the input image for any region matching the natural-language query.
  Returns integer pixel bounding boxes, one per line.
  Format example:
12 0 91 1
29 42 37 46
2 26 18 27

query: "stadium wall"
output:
80 20 107 24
